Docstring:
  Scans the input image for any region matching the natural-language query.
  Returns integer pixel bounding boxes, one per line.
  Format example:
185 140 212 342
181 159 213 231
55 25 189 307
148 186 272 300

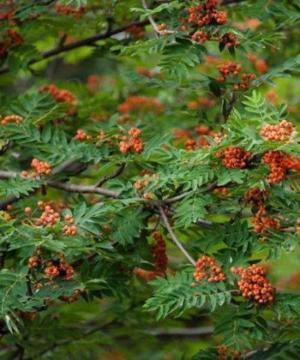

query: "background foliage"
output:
0 0 300 359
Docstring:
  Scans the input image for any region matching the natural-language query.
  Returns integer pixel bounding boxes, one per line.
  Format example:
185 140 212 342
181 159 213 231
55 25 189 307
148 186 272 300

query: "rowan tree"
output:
0 0 300 359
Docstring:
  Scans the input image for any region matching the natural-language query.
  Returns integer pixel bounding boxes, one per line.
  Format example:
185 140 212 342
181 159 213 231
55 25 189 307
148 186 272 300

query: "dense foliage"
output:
1 0 300 359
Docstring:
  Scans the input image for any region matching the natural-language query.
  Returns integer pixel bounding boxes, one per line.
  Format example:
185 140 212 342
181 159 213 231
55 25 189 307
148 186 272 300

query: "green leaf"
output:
174 196 209 228
144 269 231 319
112 207 145 245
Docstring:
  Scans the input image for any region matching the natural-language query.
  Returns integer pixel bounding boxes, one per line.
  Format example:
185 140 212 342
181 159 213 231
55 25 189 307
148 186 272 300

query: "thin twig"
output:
141 0 161 36
163 183 217 227
164 191 193 204
164 182 218 204
141 0 175 36
94 163 126 188
158 205 196 266
244 348 263 359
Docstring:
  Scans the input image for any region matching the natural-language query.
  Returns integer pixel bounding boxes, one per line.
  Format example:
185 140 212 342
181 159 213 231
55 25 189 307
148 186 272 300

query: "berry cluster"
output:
28 251 74 282
217 346 242 360
266 89 279 105
24 206 32 215
44 255 74 281
127 24 145 39
282 155 300 172
217 62 256 90
157 23 169 35
133 267 157 281
187 96 216 110
213 186 230 196
195 125 210 135
0 114 23 125
278 272 300 291
260 120 295 142
187 1 239 49
0 1 15 22
0 29 23 59
0 42 8 59
244 187 268 207
234 73 256 91
39 85 76 114
186 135 222 150
188 1 227 28
151 231 168 275
191 31 209 44
55 3 86 18
252 206 280 234
74 128 92 141
6 29 23 45
263 151 287 184
86 74 101 92
63 215 77 236
134 172 159 194
133 232 168 282
218 62 241 79
219 32 239 49
119 127 144 154
142 192 155 200
118 96 162 114
176 124 223 151
235 18 261 31
17 311 38 322
185 138 198 151
173 129 190 140
136 67 155 79
31 158 52 176
231 264 275 305
96 130 106 141
28 255 39 269
60 289 82 303
218 146 251 169
134 179 148 191
247 53 268 74
20 169 29 177
263 150 300 184
35 202 60 227
194 255 225 283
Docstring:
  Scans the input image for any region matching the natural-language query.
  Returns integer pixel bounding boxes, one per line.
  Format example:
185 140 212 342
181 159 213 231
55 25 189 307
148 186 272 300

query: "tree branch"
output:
0 170 219 227
0 20 149 75
158 205 196 266
148 326 213 336
47 180 119 198
0 170 119 209
0 0 246 76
